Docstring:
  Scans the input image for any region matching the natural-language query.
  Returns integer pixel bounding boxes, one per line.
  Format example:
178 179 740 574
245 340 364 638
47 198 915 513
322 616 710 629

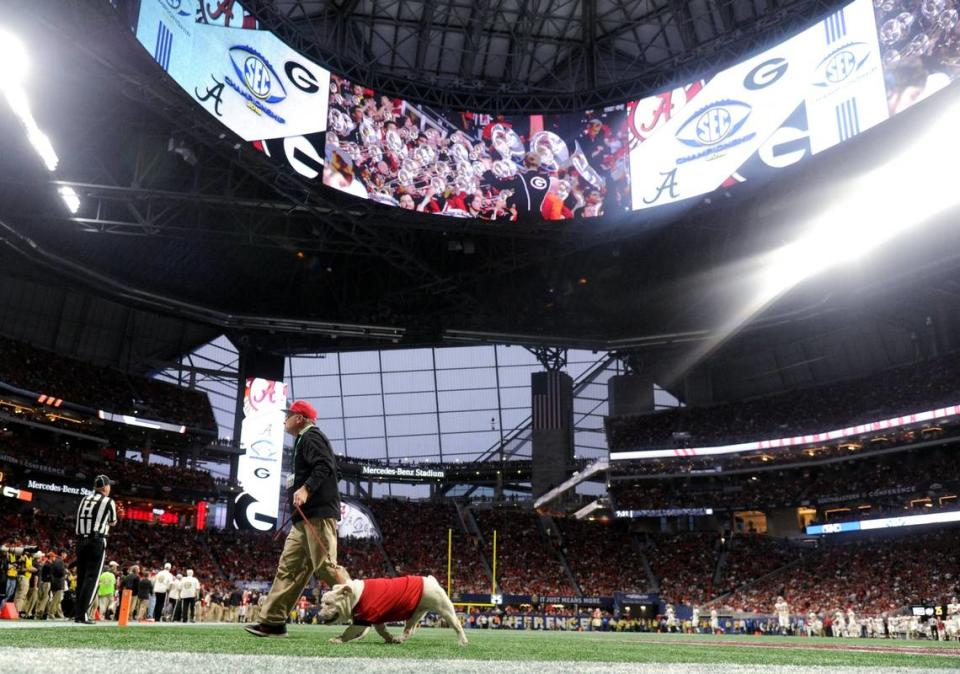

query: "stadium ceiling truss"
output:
249 0 838 113
38 1 624 321
12 0 862 350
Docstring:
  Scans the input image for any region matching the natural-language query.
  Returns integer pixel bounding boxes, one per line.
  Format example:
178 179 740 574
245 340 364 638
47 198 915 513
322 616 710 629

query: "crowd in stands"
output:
555 519 651 596
611 426 954 477
471 507 577 597
205 529 390 586
606 353 960 451
0 429 219 493
612 446 960 513
721 530 960 615
8 495 960 620
645 532 722 606
0 336 215 430
366 499 489 594
716 534 797 597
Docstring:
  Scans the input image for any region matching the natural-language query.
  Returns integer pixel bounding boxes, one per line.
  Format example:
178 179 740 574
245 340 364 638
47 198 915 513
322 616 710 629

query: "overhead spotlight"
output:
0 28 28 83
57 185 80 214
0 28 58 171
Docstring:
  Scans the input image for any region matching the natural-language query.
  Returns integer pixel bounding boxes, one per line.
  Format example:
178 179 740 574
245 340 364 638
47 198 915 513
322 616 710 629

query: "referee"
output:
74 475 118 624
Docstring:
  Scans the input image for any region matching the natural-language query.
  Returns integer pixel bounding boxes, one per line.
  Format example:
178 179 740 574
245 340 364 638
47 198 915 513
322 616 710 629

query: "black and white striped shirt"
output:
75 492 118 536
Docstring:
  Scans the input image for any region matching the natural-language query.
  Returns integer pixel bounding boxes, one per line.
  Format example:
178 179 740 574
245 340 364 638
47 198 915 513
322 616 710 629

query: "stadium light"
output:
0 26 59 171
57 185 80 214
757 95 960 303
0 28 28 82
673 94 960 379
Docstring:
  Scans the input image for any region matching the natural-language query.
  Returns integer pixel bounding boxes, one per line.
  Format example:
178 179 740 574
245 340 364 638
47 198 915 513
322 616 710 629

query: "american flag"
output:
532 371 567 430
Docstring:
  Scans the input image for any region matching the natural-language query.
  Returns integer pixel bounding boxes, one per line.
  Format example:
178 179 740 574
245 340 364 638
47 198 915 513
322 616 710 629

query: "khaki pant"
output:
134 598 149 621
260 517 349 625
35 582 51 616
249 605 260 624
23 587 38 616
14 577 27 611
49 589 64 618
96 595 112 620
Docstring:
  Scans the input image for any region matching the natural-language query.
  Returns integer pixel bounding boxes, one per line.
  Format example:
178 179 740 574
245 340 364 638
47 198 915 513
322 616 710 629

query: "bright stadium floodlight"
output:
0 28 28 82
757 95 960 304
0 27 59 171
671 94 960 380
57 185 80 214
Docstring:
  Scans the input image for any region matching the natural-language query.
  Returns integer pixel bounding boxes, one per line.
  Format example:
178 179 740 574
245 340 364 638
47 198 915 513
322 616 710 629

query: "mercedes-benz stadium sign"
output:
128 0 960 225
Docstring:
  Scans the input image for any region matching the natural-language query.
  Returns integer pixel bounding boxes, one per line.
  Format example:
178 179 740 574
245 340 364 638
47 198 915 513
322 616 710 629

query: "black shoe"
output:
75 619 96 625
244 622 287 638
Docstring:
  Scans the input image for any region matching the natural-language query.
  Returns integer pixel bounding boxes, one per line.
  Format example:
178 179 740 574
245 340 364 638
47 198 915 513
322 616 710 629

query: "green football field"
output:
2 623 959 673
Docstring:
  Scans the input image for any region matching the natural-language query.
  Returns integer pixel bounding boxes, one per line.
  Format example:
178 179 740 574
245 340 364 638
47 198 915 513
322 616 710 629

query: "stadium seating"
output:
0 336 216 430
719 529 960 615
554 519 652 596
611 446 960 514
605 353 960 451
0 430 220 494
366 499 490 594
6 498 960 618
471 507 577 596
645 532 722 606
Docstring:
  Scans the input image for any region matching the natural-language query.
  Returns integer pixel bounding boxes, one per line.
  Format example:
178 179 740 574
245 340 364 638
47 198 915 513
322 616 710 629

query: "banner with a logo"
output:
628 0 889 210
136 0 329 140
234 378 287 530
338 498 380 540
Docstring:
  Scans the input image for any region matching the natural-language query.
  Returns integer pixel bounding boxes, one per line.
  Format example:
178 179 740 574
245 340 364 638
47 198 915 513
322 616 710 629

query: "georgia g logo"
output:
813 42 871 87
530 176 548 190
229 46 287 104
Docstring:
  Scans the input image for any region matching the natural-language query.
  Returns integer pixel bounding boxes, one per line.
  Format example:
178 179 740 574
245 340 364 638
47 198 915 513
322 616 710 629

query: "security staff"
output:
74 475 118 624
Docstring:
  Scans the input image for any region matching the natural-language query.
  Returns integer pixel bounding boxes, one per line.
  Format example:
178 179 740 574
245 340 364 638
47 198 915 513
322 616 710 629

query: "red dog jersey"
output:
351 576 425 625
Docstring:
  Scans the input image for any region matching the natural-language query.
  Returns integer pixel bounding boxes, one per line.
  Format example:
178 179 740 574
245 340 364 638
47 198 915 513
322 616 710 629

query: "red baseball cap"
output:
284 400 317 421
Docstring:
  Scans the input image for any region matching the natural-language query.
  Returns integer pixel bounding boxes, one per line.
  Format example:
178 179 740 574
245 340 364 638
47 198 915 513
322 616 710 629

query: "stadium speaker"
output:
242 349 285 383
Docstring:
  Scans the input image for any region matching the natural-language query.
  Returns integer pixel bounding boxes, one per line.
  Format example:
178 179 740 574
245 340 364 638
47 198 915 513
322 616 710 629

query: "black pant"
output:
173 598 182 622
74 536 106 622
153 592 166 621
181 597 196 622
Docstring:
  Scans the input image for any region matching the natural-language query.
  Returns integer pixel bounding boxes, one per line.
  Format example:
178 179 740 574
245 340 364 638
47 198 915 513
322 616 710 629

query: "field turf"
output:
2 623 958 673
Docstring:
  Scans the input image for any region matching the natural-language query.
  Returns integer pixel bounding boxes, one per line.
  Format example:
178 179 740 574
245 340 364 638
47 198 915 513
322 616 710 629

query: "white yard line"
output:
0 649 952 674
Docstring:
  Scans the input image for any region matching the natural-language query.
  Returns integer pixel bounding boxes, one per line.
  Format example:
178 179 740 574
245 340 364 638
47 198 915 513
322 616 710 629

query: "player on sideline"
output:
665 604 677 632
710 608 720 634
74 475 118 624
691 606 700 634
774 596 790 635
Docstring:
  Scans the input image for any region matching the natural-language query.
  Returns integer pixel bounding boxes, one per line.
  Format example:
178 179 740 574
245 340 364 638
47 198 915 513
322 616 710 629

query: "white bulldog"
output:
319 574 468 647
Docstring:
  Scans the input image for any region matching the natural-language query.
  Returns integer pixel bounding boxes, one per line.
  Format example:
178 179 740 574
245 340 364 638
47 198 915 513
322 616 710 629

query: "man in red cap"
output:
245 400 351 638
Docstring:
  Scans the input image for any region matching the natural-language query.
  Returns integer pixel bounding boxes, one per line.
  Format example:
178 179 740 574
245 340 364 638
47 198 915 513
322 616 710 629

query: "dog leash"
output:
272 503 349 586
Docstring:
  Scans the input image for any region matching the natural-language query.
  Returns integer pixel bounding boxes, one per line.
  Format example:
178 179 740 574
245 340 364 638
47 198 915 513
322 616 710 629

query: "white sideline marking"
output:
0 649 951 674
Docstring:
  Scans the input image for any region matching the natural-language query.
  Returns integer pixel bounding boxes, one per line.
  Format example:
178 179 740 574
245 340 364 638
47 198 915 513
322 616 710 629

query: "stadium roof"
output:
1 1 960 391
248 0 836 111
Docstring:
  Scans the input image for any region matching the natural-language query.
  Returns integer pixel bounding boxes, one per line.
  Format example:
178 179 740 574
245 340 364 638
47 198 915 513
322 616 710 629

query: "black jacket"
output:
51 558 65 582
122 573 139 592
137 578 153 600
40 562 52 583
289 426 340 522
